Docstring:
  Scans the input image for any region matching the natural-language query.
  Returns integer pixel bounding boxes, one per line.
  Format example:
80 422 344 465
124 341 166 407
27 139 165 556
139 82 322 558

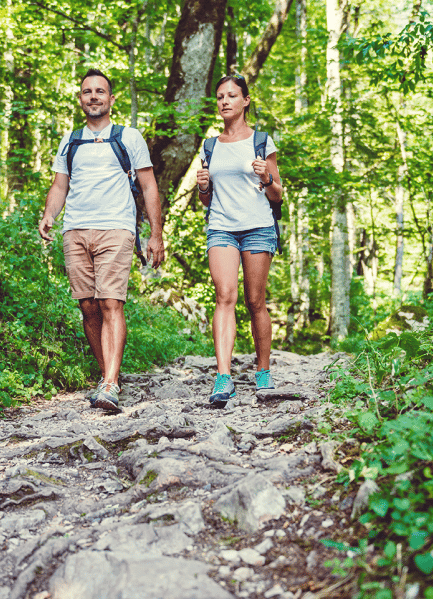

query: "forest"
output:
2 0 433 596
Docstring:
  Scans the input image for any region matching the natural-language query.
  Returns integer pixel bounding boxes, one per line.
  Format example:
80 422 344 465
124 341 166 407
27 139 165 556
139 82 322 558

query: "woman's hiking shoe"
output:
255 369 275 391
87 378 104 407
95 382 121 412
209 373 236 408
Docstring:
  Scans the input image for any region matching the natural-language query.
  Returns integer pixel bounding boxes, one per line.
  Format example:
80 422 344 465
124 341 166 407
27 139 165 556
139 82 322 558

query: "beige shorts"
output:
63 229 135 302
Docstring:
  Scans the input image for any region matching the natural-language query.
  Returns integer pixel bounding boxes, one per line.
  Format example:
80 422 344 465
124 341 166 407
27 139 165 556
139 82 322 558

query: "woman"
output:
196 75 283 408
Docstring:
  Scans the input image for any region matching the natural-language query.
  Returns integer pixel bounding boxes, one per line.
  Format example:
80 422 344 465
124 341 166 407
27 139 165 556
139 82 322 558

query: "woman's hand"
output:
197 161 210 192
252 156 271 188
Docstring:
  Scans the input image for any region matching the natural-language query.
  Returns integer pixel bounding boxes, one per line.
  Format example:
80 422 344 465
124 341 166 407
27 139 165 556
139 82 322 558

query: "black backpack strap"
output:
62 128 84 178
203 137 217 222
254 130 283 254
253 130 268 160
203 136 217 166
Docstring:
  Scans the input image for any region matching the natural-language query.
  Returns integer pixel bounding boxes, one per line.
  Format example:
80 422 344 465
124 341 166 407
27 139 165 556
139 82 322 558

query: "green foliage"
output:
330 300 433 594
342 11 433 94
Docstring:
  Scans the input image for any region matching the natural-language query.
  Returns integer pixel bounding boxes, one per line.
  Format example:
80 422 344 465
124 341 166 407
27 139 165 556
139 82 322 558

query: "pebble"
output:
264 584 285 598
220 549 241 563
232 567 255 581
254 538 274 554
239 547 266 566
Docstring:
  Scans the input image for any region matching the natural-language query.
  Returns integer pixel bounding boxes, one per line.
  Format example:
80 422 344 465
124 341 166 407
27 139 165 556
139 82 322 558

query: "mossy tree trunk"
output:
150 0 227 221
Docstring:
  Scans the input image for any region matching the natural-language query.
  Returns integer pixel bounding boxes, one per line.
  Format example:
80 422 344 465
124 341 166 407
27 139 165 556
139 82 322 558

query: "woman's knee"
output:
215 287 238 308
245 294 267 315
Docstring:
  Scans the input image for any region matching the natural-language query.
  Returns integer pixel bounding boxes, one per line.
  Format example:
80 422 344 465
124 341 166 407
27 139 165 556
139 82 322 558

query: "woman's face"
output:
216 81 250 120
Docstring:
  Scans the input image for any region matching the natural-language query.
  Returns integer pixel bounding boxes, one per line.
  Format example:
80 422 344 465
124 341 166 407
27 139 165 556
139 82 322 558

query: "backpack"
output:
202 130 282 254
62 124 146 266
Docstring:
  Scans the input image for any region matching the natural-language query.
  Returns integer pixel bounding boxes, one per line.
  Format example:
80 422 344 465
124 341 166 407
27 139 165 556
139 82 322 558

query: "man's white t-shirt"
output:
199 133 277 231
53 123 153 235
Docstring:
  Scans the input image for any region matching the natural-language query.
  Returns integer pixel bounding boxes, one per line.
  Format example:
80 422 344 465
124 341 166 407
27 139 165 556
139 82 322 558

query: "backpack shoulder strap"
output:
108 124 131 174
203 136 217 167
64 128 84 178
253 130 268 160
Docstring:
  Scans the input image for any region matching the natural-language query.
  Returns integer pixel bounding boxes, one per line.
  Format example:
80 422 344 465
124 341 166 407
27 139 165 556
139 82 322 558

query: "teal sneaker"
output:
87 378 104 407
95 382 121 412
255 369 275 391
209 373 236 408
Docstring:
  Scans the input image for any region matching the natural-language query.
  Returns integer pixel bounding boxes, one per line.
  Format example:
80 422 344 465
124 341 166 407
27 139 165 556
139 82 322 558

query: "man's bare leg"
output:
98 298 127 386
79 297 105 377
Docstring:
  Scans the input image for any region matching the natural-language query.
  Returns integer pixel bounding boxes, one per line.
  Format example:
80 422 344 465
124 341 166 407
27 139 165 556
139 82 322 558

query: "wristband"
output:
198 184 210 194
261 174 273 188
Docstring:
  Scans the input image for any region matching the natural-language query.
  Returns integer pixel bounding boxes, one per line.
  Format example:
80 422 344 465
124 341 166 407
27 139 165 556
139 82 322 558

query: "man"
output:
39 68 165 412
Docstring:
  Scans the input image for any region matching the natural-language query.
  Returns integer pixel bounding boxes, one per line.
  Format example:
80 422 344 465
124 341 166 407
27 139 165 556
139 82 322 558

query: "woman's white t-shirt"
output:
199 133 277 231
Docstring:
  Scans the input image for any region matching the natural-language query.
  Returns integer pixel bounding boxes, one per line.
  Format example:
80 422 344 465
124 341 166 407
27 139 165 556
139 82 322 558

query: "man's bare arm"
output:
135 167 165 268
38 173 69 241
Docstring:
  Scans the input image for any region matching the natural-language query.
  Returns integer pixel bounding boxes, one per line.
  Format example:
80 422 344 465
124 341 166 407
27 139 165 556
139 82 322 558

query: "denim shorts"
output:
207 226 277 255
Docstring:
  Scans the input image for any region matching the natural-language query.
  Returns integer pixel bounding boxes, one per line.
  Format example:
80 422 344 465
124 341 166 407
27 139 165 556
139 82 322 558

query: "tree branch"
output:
242 0 294 86
29 0 129 51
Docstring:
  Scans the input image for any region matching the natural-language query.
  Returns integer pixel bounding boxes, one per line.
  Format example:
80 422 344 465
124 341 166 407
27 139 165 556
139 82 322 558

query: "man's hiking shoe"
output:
95 382 121 412
209 373 236 408
255 369 275 391
87 378 104 407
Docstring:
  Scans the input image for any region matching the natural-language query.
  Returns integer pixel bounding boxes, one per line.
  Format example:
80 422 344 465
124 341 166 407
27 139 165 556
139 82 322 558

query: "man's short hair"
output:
81 69 113 94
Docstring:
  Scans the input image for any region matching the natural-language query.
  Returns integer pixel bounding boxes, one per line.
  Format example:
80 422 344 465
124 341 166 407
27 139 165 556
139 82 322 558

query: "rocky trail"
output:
0 350 365 599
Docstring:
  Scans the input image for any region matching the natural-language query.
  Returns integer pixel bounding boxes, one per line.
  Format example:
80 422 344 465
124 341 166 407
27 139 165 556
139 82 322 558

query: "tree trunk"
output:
242 0 294 87
394 116 406 295
327 0 350 341
394 164 405 295
226 5 237 75
150 0 227 219
295 0 307 113
295 0 309 329
287 197 300 344
298 193 310 328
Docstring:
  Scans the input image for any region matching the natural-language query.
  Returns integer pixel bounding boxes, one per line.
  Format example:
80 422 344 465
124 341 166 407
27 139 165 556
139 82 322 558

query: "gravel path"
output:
0 350 362 599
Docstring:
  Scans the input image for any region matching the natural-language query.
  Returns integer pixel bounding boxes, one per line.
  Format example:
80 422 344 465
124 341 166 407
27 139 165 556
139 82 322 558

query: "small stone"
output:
263 530 276 537
232 567 254 581
306 550 318 571
239 548 265 566
264 584 285 598
351 479 380 519
321 518 334 528
275 529 286 538
32 592 51 599
220 549 240 563
219 565 231 577
283 486 305 505
254 538 274 554
405 583 420 599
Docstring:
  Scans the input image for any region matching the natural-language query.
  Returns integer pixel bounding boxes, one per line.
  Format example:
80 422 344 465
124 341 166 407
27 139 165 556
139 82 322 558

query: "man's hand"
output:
38 173 69 242
39 214 55 241
147 234 165 269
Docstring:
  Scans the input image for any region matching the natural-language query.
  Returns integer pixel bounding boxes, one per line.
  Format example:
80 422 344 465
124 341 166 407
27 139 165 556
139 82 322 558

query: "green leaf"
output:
421 395 433 411
409 530 428 550
370 498 389 517
384 541 396 559
358 412 379 433
414 552 433 574
393 498 410 510
424 587 433 599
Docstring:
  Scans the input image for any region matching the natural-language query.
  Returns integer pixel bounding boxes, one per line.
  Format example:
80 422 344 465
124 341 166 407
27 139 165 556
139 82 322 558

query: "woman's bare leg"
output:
208 246 240 374
242 251 273 371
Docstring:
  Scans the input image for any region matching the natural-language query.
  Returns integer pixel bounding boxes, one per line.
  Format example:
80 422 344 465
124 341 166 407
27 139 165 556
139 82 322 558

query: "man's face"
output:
79 76 115 119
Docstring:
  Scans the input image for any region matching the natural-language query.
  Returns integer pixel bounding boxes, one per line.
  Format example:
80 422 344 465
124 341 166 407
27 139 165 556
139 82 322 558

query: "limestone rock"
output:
214 473 285 532
256 386 315 402
49 554 234 599
351 479 380 519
